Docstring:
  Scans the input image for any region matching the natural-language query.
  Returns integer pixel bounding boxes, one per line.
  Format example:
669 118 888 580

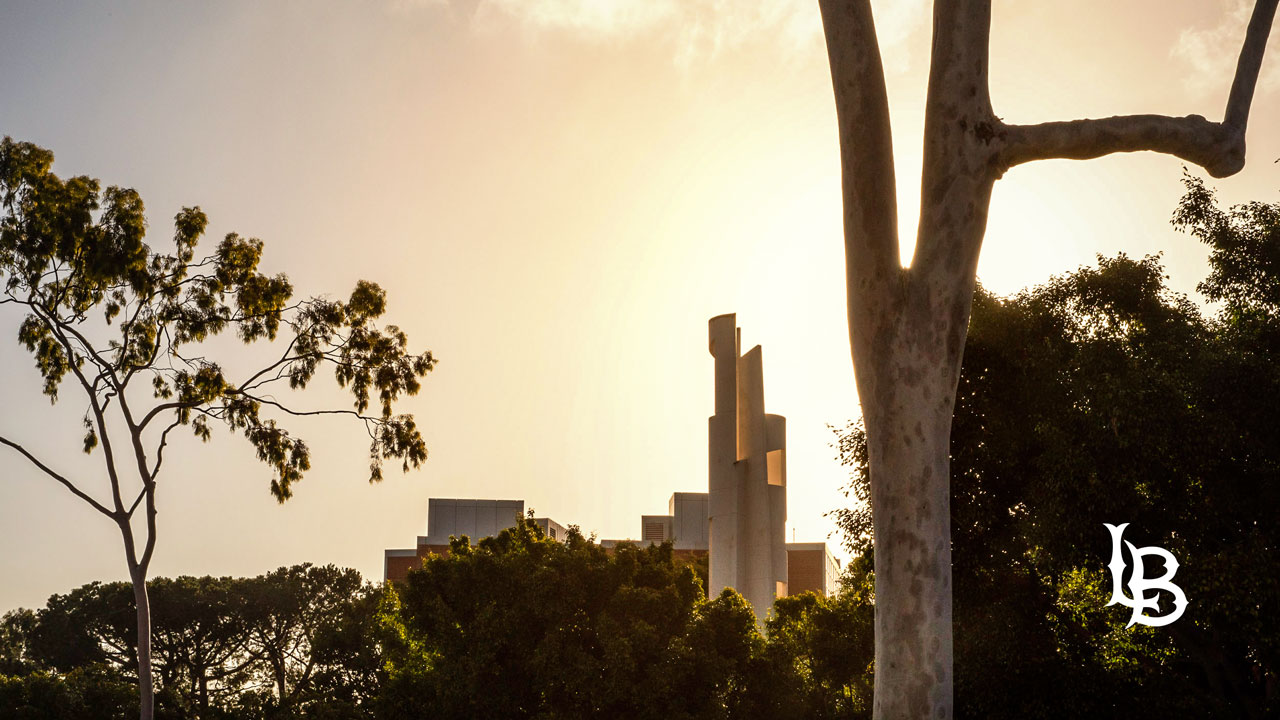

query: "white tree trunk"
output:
130 566 155 720
819 0 1278 717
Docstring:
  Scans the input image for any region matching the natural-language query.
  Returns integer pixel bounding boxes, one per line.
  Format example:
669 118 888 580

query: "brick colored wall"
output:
385 544 452 583
787 548 824 596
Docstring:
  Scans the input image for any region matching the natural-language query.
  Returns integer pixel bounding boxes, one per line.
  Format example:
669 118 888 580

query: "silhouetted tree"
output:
8 560 880 718
832 177 1280 717
12 566 378 719
147 576 255 715
377 516 876 719
379 517 759 719
0 137 435 720
0 664 137 720
0 609 39 677
241 565 367 714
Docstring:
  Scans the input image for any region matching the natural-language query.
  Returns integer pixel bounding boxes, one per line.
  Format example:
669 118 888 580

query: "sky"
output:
1 0 1278 613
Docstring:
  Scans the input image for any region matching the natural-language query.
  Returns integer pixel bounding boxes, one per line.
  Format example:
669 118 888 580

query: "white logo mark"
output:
1104 523 1188 628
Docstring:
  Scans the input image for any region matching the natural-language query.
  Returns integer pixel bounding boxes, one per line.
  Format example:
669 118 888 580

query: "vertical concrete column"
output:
766 414 788 599
708 314 739 599
737 346 773 617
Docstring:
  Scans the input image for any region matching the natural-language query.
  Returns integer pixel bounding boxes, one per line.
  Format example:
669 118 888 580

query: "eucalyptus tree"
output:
833 247 1279 717
817 1 1279 716
0 137 434 720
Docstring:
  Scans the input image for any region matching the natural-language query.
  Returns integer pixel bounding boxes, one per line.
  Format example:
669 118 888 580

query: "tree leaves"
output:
832 180 1280 716
0 137 435 504
9 566 377 717
1175 172 1280 320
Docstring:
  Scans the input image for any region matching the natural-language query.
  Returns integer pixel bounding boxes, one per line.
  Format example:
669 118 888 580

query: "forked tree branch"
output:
29 303 129 515
1001 0 1279 178
0 434 115 518
818 0 900 283
819 0 906 389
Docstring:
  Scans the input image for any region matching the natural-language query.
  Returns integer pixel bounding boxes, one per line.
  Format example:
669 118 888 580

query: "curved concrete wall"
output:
708 314 788 623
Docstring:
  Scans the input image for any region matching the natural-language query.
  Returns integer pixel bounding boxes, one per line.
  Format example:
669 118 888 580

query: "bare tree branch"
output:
138 400 204 431
1001 0 1278 178
30 303 129 515
47 305 125 392
1001 114 1239 175
1225 0 1280 132
912 0 997 288
236 337 304 392
241 393 379 425
139 484 159 570
147 419 185 486
0 433 116 518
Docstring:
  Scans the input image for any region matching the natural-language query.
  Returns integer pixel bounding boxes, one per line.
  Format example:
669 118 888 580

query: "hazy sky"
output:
1 0 1278 612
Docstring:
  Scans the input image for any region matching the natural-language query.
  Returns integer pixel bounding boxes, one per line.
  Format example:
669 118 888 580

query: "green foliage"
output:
762 589 874 720
832 177 1280 718
1174 173 1280 316
9 565 379 720
11 555 880 719
0 664 138 720
0 610 39 677
0 136 434 503
378 517 874 719
383 517 706 718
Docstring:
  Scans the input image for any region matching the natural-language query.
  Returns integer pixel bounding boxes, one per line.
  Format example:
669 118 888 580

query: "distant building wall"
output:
532 517 567 542
423 498 524 546
385 498 568 583
669 492 709 549
386 496 844 603
785 543 840 598
384 544 451 583
641 515 673 543
382 318 844 606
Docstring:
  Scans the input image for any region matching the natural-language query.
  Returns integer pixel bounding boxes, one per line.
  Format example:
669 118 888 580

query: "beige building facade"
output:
383 314 841 617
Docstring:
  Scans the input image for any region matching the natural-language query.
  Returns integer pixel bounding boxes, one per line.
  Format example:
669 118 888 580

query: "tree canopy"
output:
2 548 874 720
0 136 435 720
2 565 380 720
834 175 1280 718
382 516 875 720
818 3 1277 714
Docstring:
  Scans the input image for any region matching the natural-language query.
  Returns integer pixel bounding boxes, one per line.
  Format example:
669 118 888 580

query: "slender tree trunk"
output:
130 565 156 720
199 671 209 718
275 650 288 707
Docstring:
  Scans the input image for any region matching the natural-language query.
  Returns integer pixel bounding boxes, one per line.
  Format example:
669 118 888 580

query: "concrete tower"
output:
708 313 787 622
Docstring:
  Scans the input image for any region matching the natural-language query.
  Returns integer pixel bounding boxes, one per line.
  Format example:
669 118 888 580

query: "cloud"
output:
475 0 818 66
393 0 930 69
1172 0 1280 97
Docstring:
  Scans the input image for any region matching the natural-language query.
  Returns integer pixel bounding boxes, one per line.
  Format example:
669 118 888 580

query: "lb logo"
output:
1104 523 1188 628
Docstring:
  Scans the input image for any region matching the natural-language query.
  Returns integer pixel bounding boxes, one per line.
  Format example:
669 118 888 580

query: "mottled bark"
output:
130 565 156 720
819 0 1278 717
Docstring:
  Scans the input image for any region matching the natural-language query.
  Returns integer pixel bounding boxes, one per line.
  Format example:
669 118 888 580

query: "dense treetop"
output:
834 175 1280 718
